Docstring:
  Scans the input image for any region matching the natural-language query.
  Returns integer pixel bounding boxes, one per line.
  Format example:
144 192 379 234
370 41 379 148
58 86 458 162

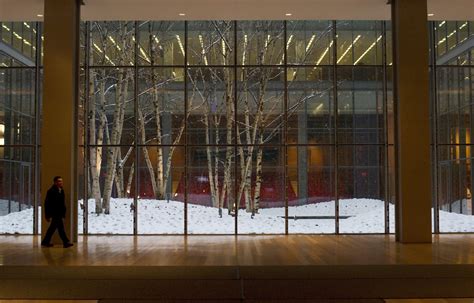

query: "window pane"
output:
288 146 335 233
287 67 334 144
187 146 235 234
353 21 383 66
188 21 234 66
287 21 333 66
338 145 385 233
337 66 384 144
89 21 135 66
237 67 284 145
85 146 135 234
0 68 35 145
237 21 284 66
438 145 474 232
137 21 185 66
337 21 383 66
436 67 471 145
187 67 235 145
88 68 135 145
237 146 285 234
0 147 34 234
138 146 185 234
138 67 185 145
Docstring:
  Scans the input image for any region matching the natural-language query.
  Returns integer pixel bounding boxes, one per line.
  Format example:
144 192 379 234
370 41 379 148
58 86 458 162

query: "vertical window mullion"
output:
284 20 288 235
332 20 339 234
83 21 90 235
184 20 188 235
33 21 42 235
382 21 390 234
234 20 238 235
133 21 139 235
431 22 440 234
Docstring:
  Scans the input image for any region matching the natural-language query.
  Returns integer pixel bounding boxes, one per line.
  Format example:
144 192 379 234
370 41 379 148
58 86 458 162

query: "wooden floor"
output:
0 234 473 266
1 235 474 301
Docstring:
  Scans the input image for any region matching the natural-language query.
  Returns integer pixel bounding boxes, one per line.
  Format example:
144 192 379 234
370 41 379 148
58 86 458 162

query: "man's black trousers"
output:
42 217 70 245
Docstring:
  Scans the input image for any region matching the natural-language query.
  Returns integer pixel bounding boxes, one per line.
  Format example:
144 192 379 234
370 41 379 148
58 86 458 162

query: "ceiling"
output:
0 0 473 21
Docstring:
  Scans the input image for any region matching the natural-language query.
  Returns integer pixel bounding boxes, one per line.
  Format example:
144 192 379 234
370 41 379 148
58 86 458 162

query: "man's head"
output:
53 176 63 188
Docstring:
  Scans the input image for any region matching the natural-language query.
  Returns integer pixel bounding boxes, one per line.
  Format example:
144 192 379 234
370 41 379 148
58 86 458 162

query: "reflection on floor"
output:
0 235 473 301
0 234 473 266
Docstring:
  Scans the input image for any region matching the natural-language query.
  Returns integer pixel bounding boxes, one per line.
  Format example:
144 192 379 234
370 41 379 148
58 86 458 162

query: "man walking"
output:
41 176 73 248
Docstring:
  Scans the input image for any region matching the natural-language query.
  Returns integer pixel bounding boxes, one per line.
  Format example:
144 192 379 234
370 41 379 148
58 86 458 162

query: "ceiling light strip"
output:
316 40 333 65
354 35 382 65
337 34 361 64
176 35 185 57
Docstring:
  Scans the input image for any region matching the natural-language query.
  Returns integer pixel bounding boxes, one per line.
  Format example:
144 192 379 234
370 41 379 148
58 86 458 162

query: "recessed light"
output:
285 13 292 16
37 14 43 17
179 13 186 16
428 13 434 17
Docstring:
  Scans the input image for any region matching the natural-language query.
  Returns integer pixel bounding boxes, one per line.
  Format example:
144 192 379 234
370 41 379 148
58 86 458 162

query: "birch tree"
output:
236 21 334 216
88 21 134 214
85 20 334 219
186 21 334 219
187 21 235 217
137 21 190 200
236 21 285 216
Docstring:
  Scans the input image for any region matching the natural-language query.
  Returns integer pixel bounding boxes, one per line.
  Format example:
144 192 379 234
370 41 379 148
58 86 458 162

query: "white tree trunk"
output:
253 134 264 215
88 70 102 214
102 69 129 214
115 148 125 198
138 107 158 198
204 112 218 208
221 87 233 216
125 161 135 197
151 70 165 199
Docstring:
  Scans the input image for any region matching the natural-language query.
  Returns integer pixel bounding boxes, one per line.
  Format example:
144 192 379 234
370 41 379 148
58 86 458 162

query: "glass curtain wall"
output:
80 20 393 235
2 19 473 235
0 21 41 234
432 20 474 232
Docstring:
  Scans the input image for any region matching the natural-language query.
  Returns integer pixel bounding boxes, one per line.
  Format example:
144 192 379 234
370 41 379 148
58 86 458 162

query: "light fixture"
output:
428 13 434 17
354 35 382 65
37 14 43 17
305 34 316 52
178 13 186 16
285 13 292 16
175 35 185 56
316 40 333 65
337 34 361 64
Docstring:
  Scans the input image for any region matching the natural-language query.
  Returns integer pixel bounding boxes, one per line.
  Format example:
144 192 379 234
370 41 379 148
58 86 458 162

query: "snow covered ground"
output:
1 198 474 234
0 206 35 234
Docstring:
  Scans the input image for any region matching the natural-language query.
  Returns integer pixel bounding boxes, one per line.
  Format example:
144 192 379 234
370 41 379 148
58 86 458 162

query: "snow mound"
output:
1 198 473 234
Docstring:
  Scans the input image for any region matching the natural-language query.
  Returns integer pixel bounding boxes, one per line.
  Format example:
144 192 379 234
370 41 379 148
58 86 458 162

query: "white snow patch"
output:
0 206 34 234
1 198 473 234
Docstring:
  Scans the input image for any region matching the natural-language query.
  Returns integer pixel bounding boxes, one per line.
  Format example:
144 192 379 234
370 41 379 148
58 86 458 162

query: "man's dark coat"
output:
44 185 66 219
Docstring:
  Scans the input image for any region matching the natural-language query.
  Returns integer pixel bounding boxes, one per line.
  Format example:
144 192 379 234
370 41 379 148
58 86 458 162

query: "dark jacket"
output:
44 185 66 219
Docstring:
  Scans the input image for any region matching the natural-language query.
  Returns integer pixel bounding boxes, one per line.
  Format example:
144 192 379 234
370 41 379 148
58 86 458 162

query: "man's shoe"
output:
63 243 74 248
41 243 54 247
